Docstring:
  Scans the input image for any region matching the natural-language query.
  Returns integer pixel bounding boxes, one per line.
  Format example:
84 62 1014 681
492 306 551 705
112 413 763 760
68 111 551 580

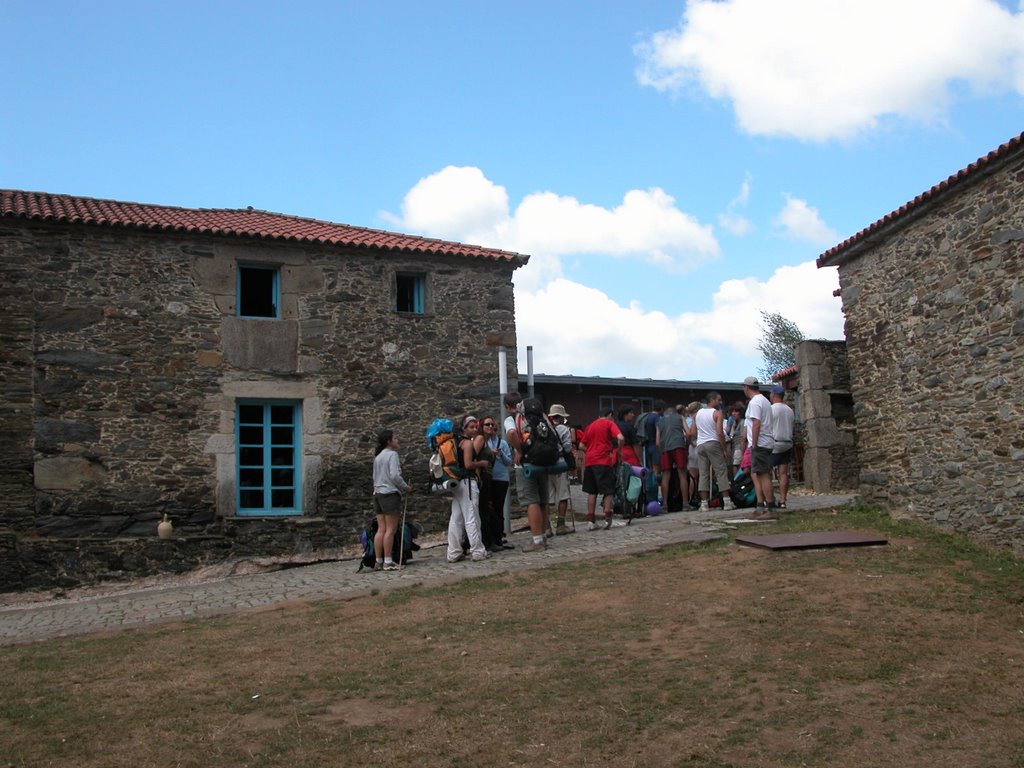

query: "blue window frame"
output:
236 400 301 516
237 265 280 318
396 272 425 314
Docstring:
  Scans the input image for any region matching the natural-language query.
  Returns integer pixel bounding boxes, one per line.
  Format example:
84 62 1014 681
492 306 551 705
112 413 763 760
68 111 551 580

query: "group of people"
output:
368 378 796 570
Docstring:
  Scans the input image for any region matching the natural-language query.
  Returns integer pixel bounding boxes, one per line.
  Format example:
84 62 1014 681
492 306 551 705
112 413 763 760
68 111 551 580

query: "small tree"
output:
757 311 804 382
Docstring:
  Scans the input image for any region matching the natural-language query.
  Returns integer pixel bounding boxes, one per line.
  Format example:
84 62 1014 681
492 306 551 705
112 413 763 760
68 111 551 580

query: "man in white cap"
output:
547 404 575 535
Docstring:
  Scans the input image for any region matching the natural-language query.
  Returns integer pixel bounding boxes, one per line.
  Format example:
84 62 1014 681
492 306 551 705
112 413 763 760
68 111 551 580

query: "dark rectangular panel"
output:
736 530 888 550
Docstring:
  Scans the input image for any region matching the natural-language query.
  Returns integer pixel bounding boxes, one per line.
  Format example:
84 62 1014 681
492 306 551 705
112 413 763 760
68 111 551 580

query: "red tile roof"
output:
772 365 798 381
0 189 529 266
817 130 1024 268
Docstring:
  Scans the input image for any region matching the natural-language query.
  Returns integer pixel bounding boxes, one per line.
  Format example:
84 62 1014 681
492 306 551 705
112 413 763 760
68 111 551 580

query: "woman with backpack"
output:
372 429 410 571
447 415 491 563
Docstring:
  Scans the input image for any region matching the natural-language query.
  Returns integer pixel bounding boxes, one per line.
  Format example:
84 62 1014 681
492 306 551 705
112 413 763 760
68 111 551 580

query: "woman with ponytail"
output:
372 429 409 570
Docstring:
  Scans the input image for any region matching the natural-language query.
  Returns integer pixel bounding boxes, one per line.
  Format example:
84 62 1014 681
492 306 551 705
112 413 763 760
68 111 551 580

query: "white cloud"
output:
517 262 843 380
384 166 720 292
773 196 839 245
718 175 754 236
386 166 844 380
636 0 1024 140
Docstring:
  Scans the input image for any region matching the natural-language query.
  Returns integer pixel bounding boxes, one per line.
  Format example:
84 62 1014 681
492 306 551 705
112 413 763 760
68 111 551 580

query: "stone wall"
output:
0 220 521 589
796 340 859 491
835 152 1024 550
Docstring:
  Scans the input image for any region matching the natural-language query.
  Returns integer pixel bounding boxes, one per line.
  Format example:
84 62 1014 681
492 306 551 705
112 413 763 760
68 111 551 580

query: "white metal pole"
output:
498 346 512 536
527 345 534 398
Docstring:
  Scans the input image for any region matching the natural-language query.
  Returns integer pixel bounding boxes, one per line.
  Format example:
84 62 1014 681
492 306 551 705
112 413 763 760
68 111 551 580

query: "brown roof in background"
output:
0 189 529 266
817 130 1024 268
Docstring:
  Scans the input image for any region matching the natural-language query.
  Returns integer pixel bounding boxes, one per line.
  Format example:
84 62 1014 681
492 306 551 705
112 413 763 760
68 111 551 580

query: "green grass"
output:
1 503 1023 768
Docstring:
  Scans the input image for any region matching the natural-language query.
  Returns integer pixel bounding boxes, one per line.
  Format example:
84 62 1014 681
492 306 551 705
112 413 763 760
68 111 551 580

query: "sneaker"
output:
521 539 547 553
723 498 736 512
777 501 787 509
447 553 465 563
373 561 384 571
587 521 600 531
545 529 555 539
554 524 572 535
698 501 710 513
383 562 401 571
471 551 489 562
604 517 613 530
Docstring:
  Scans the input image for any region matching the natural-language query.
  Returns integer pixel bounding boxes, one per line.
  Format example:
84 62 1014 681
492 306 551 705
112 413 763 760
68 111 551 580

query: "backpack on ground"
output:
358 518 421 572
729 468 757 509
516 398 561 467
425 418 466 492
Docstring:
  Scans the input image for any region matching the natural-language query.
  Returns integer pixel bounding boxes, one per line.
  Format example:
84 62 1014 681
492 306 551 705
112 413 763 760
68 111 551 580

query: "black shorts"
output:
751 447 773 474
373 492 402 515
770 448 793 467
582 465 616 496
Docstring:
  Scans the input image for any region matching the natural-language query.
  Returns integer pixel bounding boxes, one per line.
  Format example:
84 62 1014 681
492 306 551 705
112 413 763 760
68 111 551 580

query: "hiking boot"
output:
723 498 736 512
471 551 489 562
554 524 572 535
545 529 555 539
383 562 401 571
447 553 465 563
373 561 384 571
521 539 547 553
698 501 710 513
587 521 601 531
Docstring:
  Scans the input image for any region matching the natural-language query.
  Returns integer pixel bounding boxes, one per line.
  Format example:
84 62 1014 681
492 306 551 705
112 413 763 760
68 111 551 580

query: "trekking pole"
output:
398 493 408 570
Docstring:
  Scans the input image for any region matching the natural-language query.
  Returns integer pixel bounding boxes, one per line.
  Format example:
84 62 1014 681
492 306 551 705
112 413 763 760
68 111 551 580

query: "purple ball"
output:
645 501 662 516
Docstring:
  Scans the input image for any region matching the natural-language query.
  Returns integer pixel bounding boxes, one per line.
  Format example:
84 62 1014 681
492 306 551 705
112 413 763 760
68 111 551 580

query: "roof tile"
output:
0 189 529 265
817 130 1024 267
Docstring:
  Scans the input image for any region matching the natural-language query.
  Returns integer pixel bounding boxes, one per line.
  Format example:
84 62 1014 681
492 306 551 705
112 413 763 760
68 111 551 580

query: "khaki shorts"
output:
547 471 570 503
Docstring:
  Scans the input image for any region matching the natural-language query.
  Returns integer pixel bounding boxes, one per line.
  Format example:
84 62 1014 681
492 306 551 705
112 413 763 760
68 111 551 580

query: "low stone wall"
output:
797 340 859 492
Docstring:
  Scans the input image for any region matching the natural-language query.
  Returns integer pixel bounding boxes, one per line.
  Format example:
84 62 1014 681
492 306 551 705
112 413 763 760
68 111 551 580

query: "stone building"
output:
0 190 527 589
817 131 1024 550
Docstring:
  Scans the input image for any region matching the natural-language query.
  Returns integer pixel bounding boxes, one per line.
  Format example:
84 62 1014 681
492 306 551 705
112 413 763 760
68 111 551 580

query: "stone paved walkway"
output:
0 491 856 645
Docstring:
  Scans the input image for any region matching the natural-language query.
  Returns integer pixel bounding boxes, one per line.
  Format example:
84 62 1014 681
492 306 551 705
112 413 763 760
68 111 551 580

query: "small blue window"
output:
238 265 280 318
236 400 301 516
396 272 425 314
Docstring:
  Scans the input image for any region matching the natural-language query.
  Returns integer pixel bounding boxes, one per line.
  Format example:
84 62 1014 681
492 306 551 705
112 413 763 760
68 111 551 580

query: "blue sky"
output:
4 0 1024 382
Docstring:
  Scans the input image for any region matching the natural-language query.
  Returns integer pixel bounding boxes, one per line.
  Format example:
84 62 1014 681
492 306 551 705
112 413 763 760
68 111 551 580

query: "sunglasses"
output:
482 421 496 427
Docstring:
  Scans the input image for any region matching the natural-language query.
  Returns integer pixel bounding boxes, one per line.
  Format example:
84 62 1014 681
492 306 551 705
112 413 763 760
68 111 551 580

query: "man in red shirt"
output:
579 413 624 530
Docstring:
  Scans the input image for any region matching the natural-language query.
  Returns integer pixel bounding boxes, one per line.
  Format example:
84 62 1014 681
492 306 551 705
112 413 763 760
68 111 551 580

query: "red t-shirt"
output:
582 418 623 467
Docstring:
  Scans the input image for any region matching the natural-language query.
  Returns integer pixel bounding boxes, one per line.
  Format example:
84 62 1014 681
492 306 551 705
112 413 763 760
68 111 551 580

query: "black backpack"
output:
357 519 421 571
517 398 561 467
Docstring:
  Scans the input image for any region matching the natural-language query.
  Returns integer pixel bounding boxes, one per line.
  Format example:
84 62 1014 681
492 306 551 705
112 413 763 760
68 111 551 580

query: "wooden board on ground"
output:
735 530 888 550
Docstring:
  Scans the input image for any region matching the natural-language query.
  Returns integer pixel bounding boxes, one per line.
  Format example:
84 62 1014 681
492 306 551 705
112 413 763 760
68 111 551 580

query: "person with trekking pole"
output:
372 429 410 571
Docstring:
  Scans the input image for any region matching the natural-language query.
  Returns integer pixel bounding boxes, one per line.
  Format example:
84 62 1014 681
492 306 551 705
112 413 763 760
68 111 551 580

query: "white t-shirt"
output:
745 394 775 449
770 402 795 452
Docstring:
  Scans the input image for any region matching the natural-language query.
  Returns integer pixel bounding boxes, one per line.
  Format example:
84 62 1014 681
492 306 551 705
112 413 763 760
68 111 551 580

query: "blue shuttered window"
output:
237 265 280 318
396 272 425 314
236 401 301 516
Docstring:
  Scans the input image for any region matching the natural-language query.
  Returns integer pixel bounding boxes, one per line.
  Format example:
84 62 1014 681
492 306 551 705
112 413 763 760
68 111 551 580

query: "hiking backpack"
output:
425 418 466 491
516 398 561 467
635 412 652 447
358 519 421 571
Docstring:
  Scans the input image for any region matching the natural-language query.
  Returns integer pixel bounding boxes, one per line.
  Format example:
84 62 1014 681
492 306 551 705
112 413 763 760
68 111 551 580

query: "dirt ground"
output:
3 508 1024 767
